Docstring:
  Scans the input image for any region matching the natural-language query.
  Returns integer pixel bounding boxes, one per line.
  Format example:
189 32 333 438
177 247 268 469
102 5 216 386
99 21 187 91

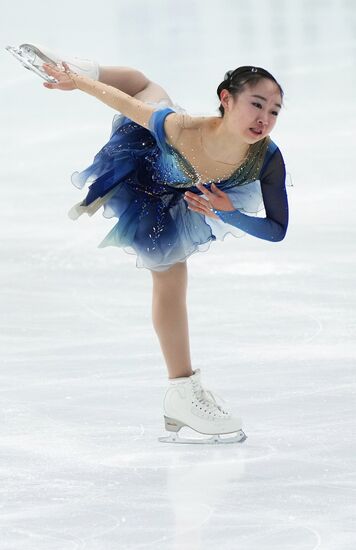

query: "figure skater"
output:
7 44 289 444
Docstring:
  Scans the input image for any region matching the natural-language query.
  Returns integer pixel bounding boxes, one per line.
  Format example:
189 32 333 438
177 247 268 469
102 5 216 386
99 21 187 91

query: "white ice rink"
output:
1 1 355 548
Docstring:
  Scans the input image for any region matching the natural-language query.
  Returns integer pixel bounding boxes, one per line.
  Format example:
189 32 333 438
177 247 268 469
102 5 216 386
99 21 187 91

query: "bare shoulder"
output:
164 112 210 147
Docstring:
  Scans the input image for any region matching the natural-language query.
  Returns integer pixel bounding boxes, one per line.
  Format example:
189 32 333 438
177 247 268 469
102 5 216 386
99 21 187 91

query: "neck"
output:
202 117 250 165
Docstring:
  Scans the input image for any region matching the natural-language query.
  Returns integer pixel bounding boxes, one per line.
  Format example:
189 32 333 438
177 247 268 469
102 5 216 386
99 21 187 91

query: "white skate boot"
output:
158 369 247 445
5 43 100 83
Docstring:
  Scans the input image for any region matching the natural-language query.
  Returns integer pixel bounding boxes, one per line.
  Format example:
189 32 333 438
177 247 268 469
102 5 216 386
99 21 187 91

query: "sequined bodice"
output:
144 135 271 192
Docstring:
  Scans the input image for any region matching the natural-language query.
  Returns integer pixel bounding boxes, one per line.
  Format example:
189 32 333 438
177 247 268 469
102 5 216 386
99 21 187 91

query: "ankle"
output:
168 368 194 380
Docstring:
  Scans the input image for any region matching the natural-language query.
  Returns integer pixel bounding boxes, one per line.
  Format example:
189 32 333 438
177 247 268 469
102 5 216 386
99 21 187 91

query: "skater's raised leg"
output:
6 43 173 104
99 66 173 104
150 262 193 380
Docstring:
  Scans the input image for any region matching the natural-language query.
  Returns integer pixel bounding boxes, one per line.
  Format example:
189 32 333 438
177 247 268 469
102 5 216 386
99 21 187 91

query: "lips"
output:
249 127 263 136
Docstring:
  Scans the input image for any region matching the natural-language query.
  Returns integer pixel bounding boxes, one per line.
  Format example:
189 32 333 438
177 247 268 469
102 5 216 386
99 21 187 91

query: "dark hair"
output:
217 65 284 116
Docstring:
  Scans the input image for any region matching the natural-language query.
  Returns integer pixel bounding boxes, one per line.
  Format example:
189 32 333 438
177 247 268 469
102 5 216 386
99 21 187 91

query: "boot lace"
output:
191 378 230 417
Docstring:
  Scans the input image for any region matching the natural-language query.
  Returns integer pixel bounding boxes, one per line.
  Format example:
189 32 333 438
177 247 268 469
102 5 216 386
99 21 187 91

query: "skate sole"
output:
158 430 247 444
158 415 247 444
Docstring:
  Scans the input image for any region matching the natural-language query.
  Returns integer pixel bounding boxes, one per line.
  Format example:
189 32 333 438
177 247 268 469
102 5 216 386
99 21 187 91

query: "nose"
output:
257 112 269 126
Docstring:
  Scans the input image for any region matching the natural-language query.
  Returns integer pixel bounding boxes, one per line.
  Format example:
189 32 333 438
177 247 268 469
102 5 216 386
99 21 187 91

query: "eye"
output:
252 102 279 117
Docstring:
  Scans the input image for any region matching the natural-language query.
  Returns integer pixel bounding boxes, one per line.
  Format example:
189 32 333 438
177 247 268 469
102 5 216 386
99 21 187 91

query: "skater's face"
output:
221 78 282 143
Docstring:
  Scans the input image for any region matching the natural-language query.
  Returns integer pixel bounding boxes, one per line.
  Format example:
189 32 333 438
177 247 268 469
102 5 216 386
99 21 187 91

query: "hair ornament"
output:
224 66 260 82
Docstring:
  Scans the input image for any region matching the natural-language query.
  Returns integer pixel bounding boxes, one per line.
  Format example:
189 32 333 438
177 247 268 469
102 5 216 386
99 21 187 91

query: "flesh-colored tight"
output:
99 66 193 380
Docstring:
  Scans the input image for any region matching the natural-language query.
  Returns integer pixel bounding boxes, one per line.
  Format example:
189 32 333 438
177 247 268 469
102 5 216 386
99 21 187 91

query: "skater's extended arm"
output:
42 63 183 134
72 73 156 128
43 62 155 128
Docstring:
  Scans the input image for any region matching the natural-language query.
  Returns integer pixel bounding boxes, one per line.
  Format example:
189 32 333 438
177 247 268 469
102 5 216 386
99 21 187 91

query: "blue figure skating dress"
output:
69 104 289 271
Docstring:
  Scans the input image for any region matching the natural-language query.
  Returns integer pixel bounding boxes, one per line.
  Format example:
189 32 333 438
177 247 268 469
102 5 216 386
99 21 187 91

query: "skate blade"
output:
5 45 57 83
67 201 86 220
67 189 119 220
18 44 56 65
158 429 247 445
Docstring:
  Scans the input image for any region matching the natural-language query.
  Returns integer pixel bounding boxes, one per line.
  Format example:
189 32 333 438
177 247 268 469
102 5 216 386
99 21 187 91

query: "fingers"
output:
195 182 212 197
184 191 206 206
42 65 61 85
185 187 214 208
211 182 224 196
42 62 69 80
184 192 212 213
185 200 219 219
42 63 59 76
60 61 78 77
186 202 209 215
42 62 75 90
196 182 224 198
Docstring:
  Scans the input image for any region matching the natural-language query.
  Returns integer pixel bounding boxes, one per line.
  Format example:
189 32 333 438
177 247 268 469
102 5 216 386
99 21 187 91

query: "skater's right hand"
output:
42 62 76 91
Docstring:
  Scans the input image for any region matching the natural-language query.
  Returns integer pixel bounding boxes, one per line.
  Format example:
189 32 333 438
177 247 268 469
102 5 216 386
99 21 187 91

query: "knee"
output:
135 81 172 104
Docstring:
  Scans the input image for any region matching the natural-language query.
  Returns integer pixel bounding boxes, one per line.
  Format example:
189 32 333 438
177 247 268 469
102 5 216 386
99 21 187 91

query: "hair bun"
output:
224 70 233 81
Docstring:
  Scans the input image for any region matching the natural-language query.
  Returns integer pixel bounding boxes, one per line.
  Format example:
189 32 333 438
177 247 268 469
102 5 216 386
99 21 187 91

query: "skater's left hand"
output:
184 183 235 218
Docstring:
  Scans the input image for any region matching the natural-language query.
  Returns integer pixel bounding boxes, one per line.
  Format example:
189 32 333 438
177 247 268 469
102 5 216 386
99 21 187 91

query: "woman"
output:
10 44 289 444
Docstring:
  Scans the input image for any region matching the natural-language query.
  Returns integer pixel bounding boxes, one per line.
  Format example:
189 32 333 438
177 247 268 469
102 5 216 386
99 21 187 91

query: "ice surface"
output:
0 1 355 548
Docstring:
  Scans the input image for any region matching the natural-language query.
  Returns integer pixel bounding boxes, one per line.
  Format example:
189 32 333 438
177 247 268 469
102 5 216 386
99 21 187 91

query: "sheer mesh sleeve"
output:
213 148 289 242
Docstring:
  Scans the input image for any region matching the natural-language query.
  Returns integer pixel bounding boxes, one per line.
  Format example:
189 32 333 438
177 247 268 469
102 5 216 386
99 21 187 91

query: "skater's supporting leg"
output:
151 262 193 380
99 66 173 104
